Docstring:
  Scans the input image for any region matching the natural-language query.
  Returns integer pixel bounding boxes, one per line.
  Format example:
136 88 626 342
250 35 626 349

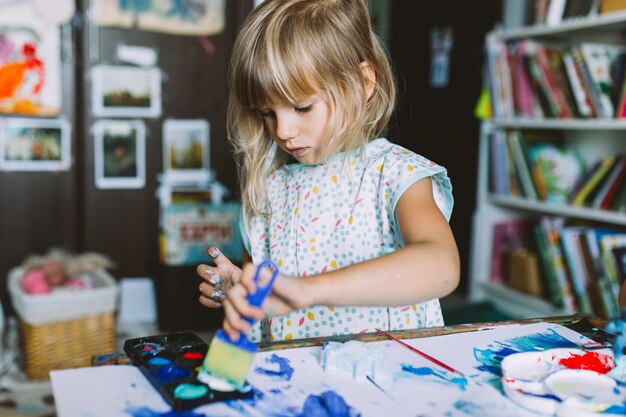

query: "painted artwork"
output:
0 117 70 171
92 0 226 36
0 3 62 116
93 120 146 189
91 65 161 118
50 322 619 417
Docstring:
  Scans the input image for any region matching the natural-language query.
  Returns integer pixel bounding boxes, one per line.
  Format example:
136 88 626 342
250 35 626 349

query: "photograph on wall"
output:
0 3 62 116
93 120 145 189
0 117 70 171
91 0 226 36
162 119 210 182
91 65 161 118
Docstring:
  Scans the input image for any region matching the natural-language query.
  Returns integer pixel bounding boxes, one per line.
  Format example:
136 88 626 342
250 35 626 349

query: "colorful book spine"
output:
560 227 593 314
533 224 565 309
571 157 615 206
508 131 538 200
539 216 577 312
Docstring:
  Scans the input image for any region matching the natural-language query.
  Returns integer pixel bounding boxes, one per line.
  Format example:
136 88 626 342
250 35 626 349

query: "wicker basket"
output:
8 267 118 380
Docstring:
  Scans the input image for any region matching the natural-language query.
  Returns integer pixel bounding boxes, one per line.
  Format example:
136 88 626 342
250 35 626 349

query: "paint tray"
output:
123 331 253 411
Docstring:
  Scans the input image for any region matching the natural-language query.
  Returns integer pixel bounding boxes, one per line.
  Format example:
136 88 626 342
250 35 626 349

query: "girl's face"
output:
258 94 331 165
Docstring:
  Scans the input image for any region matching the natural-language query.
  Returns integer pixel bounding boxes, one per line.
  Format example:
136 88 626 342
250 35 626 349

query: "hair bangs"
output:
238 47 318 110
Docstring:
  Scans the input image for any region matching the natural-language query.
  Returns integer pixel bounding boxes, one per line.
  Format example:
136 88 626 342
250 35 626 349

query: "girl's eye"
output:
295 104 313 113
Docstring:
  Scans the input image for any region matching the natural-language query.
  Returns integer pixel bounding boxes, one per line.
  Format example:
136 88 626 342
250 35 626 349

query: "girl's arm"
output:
222 178 461 339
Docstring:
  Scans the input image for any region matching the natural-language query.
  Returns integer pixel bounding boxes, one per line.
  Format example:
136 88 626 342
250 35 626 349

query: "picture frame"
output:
93 120 146 189
162 119 210 181
0 117 71 171
0 3 62 116
91 65 161 118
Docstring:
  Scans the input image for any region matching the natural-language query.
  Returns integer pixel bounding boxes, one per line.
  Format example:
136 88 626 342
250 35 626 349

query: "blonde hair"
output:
228 0 396 227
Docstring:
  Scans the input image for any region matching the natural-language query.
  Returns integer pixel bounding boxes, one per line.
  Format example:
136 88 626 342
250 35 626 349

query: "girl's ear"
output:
359 61 376 100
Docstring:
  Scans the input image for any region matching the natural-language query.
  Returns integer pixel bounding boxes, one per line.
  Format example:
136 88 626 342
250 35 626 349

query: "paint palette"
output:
501 348 625 416
123 331 253 411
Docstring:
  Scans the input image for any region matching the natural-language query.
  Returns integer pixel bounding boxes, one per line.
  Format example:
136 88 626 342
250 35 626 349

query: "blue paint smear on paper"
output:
126 407 204 417
399 364 467 390
298 391 361 417
222 388 358 417
474 329 578 377
605 404 626 414
473 329 579 391
254 353 295 381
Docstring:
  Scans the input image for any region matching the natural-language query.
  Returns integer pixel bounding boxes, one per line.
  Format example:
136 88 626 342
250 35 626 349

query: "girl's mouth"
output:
290 147 306 157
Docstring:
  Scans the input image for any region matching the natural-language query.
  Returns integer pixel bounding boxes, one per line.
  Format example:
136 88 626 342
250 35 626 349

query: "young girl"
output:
197 0 460 343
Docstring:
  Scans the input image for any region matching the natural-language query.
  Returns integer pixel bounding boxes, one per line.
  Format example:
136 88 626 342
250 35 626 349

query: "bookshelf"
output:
469 7 626 320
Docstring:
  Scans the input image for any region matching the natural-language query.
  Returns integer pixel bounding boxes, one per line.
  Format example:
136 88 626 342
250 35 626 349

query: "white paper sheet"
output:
50 322 610 417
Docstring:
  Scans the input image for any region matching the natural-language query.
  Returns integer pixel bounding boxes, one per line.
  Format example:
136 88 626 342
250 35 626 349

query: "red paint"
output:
558 351 614 374
183 352 204 360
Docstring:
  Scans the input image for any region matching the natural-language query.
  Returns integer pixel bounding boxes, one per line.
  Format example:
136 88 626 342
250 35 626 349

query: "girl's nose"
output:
275 117 296 140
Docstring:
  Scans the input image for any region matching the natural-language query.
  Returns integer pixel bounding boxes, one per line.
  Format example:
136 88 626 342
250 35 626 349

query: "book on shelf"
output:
584 227 622 319
534 223 567 309
559 226 595 314
510 40 543 118
562 0 600 19
562 49 596 117
537 216 578 312
524 41 560 117
611 245 626 285
486 35 514 119
599 233 626 294
570 156 615 206
610 51 626 112
577 228 612 318
592 155 626 209
547 47 580 118
524 133 585 204
580 156 620 207
531 41 575 118
505 132 522 197
508 131 538 200
545 0 568 26
533 0 550 24
579 43 626 117
490 131 509 195
571 46 605 117
490 218 536 285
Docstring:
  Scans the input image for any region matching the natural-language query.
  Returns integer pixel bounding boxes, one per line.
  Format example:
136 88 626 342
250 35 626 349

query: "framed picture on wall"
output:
91 65 161 118
93 120 146 189
0 117 71 171
162 119 210 181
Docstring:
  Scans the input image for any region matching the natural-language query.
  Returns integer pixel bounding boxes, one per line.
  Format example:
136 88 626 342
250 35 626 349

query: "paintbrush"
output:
198 260 279 390
375 328 462 375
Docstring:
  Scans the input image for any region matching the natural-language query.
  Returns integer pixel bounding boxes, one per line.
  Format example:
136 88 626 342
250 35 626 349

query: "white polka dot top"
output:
243 138 454 342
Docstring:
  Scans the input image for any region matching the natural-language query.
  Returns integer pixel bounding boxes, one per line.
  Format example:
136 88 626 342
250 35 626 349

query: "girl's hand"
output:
222 262 315 341
196 247 242 308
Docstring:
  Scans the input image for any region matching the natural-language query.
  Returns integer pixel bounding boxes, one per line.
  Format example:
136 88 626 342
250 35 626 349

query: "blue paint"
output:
473 329 578 377
147 357 172 366
400 364 467 390
254 354 295 381
298 391 360 417
149 364 190 385
453 399 483 416
125 407 204 417
605 404 626 414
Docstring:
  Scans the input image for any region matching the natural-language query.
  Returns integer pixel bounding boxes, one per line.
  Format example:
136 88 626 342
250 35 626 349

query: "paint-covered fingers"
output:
207 247 242 285
198 282 226 308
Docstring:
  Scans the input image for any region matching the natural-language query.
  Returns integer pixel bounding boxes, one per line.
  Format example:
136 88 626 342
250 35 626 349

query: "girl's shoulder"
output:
364 138 444 172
